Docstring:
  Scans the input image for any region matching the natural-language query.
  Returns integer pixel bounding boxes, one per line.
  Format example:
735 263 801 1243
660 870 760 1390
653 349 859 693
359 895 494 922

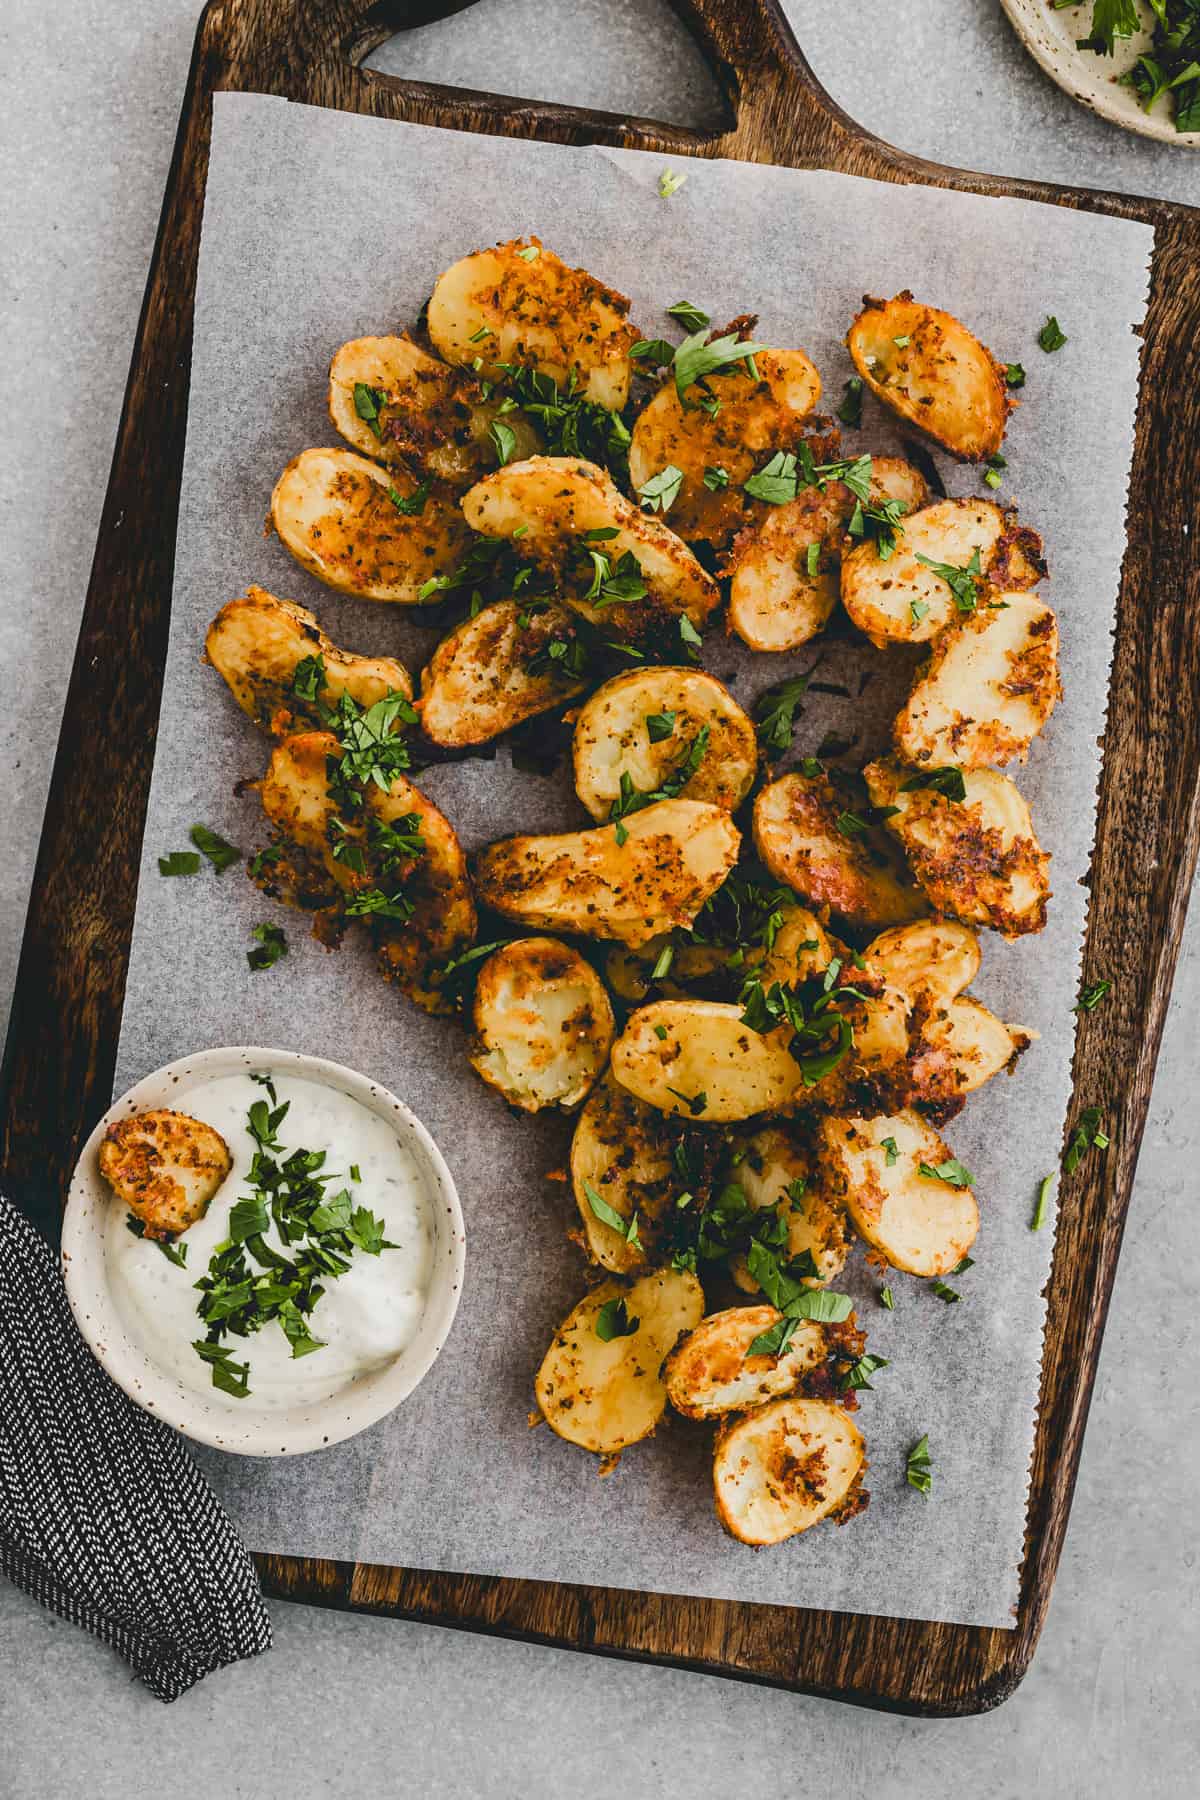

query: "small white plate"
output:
62 1046 465 1457
1002 0 1200 147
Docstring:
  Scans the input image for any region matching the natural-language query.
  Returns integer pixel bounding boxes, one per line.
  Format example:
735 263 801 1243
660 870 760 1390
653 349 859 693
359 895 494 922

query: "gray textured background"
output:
1 2 1197 1792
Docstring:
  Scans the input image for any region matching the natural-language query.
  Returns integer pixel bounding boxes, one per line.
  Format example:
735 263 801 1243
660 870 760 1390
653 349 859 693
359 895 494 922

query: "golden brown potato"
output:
427 239 638 410
864 756 1050 938
418 599 585 748
713 1397 867 1545
534 1266 705 1455
841 497 1045 649
847 291 1010 461
604 936 739 1005
570 1075 689 1273
260 731 477 1013
729 1125 850 1293
270 448 470 604
664 1307 828 1419
328 334 540 484
469 938 613 1113
461 456 720 633
863 917 981 1004
819 1110 979 1277
627 349 822 547
572 668 756 821
98 1110 232 1240
753 905 840 989
894 592 1061 769
473 797 740 949
205 586 413 735
610 999 803 1122
727 457 929 653
753 771 928 934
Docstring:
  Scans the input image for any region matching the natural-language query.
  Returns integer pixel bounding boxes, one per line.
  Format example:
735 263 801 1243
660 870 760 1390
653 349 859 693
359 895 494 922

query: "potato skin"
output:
664 1307 828 1420
628 349 822 548
205 586 413 735
819 1110 979 1277
473 797 741 949
98 1109 232 1239
847 291 1010 461
894 591 1061 769
469 937 614 1113
418 599 585 748
753 771 928 934
572 668 756 821
841 497 1045 649
713 1397 867 1545
534 1267 705 1455
270 448 470 604
427 238 638 410
864 756 1050 938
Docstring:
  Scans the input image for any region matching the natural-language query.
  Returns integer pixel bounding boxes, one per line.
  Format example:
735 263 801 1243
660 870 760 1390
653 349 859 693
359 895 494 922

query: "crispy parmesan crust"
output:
847 291 1011 461
98 1110 232 1239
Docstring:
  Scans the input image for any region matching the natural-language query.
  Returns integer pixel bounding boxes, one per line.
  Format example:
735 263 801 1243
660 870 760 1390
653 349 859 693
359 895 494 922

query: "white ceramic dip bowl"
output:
62 1045 465 1457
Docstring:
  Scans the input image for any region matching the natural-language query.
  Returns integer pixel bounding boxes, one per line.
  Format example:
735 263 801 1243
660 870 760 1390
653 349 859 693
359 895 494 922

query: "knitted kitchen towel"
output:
0 1192 272 1700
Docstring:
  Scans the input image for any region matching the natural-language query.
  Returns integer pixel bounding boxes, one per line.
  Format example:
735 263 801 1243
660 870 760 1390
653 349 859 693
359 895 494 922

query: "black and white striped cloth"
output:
0 1192 272 1701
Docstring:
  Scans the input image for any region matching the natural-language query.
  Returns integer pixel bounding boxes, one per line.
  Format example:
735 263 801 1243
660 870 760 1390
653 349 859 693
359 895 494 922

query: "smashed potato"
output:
627 349 822 547
534 1266 705 1455
729 1125 850 1293
469 938 613 1112
610 999 803 1121
753 770 928 934
894 591 1060 769
473 797 740 949
572 668 756 821
847 291 1010 461
727 457 929 653
841 497 1045 649
427 239 638 410
570 1075 692 1273
270 448 470 604
328 334 539 484
205 586 412 735
461 456 720 633
418 598 585 747
713 1397 867 1545
819 1110 979 1277
99 1110 232 1240
664 1307 828 1420
864 757 1050 937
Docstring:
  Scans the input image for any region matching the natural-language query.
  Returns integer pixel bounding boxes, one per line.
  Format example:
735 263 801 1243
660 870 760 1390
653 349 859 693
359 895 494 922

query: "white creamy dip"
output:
107 1071 435 1412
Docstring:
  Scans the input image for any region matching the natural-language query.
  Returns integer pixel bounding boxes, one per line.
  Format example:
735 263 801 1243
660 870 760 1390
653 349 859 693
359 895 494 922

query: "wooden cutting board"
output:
3 0 1198 1714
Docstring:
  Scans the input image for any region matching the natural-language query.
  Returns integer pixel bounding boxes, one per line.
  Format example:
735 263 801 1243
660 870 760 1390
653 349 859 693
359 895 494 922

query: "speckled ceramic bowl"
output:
1002 0 1200 147
62 1046 466 1457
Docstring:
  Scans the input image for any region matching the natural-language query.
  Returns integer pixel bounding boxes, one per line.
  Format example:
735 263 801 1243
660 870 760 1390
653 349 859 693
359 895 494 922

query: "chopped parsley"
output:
1075 0 1138 59
658 168 687 198
914 548 983 614
637 463 685 513
836 376 864 427
753 672 811 753
805 541 821 578
879 1286 895 1310
1118 3 1200 132
489 419 518 466
125 1214 188 1267
918 1157 975 1188
515 245 540 262
595 1295 640 1341
1037 315 1068 353
737 960 861 1088
189 824 241 873
1063 1106 1109 1175
609 726 710 842
645 710 676 744
906 1436 933 1497
353 383 387 438
158 851 201 877
880 1136 899 1167
910 598 931 626
747 1315 801 1358
673 329 766 403
744 451 800 505
703 465 730 491
839 1352 889 1391
666 300 710 333
584 1181 642 1248
1005 362 1027 388
1031 1172 1055 1231
930 1280 961 1304
388 480 431 517
247 922 287 971
1077 978 1112 1012
846 493 909 560
901 765 967 804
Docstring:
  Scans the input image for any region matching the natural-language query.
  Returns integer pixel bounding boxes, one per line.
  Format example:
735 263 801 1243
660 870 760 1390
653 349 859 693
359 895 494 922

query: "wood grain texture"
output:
2 0 1198 1714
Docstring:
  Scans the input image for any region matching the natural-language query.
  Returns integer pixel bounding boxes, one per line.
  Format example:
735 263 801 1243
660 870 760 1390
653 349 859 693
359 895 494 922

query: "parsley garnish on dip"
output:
108 1070 435 1407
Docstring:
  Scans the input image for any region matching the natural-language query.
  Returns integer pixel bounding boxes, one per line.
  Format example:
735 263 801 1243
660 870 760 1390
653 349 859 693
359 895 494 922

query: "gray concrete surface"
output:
1 2 1197 1793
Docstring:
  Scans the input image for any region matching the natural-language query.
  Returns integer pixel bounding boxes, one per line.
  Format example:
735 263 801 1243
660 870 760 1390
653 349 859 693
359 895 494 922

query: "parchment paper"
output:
113 92 1152 1627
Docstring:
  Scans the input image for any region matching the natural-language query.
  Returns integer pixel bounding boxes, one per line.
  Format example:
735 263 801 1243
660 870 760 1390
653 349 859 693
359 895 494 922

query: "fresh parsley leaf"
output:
1005 362 1027 388
805 541 821 578
1076 0 1138 57
344 888 415 922
158 851 200 877
743 451 798 505
881 1136 899 1167
658 168 687 198
915 548 983 614
229 1194 270 1243
918 1158 975 1188
906 1435 933 1497
193 1342 251 1399
678 615 703 654
880 1286 895 1310
836 375 864 426
835 810 870 838
1077 978 1112 1012
1031 1172 1055 1231
388 480 431 517
189 824 241 872
353 383 387 438
630 337 675 365
645 710 676 744
247 921 287 971
931 1281 961 1304
754 673 810 753
901 765 967 803
608 726 709 832
1063 1106 1109 1175
665 1087 708 1117
1037 314 1068 352
703 464 729 491
637 463 684 513
584 1181 641 1248
747 1315 800 1357
516 244 540 261
667 300 710 333
490 419 518 466
910 598 930 625
839 1352 889 1391
596 1296 640 1341
673 329 767 402
125 1214 188 1267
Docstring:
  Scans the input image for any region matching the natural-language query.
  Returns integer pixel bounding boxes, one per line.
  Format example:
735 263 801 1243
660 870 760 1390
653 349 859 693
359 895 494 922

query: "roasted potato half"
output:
864 917 981 1004
418 598 585 747
713 1397 867 1545
270 448 470 604
469 938 613 1113
864 757 1050 938
819 1110 979 1277
727 458 929 653
627 349 822 548
474 797 740 949
99 1109 232 1240
328 334 540 484
462 456 720 633
753 770 928 934
260 732 477 1012
841 497 1045 649
754 905 841 988
427 239 638 410
572 668 756 821
894 591 1061 769
847 291 1010 461
534 1266 705 1455
205 586 413 736
729 1125 850 1293
570 1075 690 1273
611 999 803 1122
664 1307 828 1420
604 936 740 1005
